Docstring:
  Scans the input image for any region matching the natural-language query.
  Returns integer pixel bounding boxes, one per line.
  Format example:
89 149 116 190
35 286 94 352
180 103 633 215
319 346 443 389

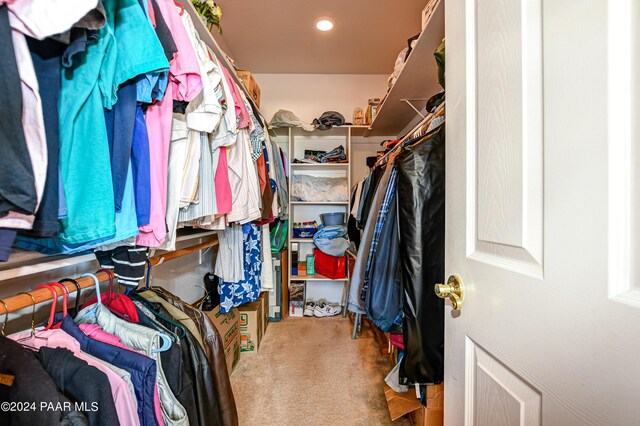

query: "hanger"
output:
95 268 139 322
0 299 9 336
48 282 69 329
58 278 82 315
129 292 187 339
34 284 59 331
174 1 184 15
75 272 170 352
154 333 172 353
75 273 102 322
14 292 49 350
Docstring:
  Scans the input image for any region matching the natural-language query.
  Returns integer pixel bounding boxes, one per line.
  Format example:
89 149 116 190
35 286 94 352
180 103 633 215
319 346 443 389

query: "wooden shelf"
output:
290 273 348 282
290 201 349 206
366 0 444 137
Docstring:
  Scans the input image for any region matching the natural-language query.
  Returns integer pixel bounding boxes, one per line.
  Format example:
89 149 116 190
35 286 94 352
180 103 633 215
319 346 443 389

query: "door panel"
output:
609 0 640 306
446 0 640 424
467 338 541 426
471 0 544 277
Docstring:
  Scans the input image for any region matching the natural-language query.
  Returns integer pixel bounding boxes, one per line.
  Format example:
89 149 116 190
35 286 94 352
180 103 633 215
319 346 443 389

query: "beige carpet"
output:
230 316 409 426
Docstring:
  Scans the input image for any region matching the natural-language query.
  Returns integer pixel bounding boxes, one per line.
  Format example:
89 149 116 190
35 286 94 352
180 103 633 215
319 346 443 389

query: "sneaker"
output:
313 301 342 317
304 300 316 317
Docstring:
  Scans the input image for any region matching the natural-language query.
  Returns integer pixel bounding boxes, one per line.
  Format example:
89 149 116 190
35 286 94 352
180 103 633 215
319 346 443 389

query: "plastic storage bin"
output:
293 227 318 238
314 248 347 279
320 212 346 226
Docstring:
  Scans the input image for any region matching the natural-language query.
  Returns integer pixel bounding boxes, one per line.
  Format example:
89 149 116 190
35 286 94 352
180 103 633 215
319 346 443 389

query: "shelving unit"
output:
283 126 355 317
364 0 445 137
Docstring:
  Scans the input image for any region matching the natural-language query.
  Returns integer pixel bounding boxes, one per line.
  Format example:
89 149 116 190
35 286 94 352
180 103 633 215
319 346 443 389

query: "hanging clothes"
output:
8 328 140 425
61 315 161 426
74 304 189 426
348 165 393 315
396 124 445 385
147 286 239 426
137 0 202 248
365 193 402 331
39 347 120 426
219 223 263 313
0 336 88 425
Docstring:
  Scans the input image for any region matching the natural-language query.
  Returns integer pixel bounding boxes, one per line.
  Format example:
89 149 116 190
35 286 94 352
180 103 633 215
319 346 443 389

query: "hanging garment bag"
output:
395 124 445 384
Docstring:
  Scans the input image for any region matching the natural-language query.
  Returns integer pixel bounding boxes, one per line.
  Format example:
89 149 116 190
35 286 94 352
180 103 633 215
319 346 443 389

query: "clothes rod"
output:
0 238 219 315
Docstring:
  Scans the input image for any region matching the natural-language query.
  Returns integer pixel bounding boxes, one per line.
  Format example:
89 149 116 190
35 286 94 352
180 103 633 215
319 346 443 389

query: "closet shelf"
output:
290 273 349 282
290 201 350 206
290 238 315 243
365 0 444 137
290 163 349 170
287 125 370 137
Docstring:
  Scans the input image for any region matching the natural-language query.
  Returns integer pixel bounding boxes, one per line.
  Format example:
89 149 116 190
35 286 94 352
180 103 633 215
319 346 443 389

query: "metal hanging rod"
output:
0 238 219 315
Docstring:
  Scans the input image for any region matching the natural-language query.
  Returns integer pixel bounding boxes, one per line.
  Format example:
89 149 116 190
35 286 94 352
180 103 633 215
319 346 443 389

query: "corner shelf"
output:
365 0 445 137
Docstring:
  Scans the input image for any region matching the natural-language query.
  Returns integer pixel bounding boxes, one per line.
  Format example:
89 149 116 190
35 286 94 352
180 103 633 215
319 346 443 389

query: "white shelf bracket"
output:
400 98 430 119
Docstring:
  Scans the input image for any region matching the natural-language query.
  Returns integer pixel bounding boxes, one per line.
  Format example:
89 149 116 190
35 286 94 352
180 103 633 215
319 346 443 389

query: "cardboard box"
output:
384 382 443 426
258 291 269 335
408 383 444 426
236 70 261 108
289 281 305 317
205 306 241 374
238 301 263 354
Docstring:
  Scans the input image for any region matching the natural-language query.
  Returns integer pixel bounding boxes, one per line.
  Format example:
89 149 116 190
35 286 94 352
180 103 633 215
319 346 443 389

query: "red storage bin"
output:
314 249 347 279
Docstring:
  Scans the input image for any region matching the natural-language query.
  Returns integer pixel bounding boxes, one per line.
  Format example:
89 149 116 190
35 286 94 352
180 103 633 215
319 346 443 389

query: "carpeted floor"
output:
230 316 409 426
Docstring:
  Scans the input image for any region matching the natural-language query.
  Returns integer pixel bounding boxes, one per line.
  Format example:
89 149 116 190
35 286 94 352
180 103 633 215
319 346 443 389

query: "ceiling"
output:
213 0 427 74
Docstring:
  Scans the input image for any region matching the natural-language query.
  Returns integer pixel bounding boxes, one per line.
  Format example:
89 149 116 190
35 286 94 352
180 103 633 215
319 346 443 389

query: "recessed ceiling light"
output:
315 18 334 32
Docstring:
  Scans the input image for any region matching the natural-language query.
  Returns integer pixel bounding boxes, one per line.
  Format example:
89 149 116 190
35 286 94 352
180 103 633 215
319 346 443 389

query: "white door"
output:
445 0 640 424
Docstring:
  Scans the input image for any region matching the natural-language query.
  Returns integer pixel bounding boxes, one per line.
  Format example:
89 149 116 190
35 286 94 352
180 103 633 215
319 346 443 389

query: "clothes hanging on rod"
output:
0 236 238 426
347 96 446 385
0 0 289 307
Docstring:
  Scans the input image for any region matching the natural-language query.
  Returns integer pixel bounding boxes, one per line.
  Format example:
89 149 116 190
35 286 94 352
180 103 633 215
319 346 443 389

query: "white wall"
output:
254 73 389 124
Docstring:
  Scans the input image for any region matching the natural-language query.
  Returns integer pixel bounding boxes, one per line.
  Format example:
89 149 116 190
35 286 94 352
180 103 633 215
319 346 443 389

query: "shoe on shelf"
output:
304 300 316 317
313 301 342 317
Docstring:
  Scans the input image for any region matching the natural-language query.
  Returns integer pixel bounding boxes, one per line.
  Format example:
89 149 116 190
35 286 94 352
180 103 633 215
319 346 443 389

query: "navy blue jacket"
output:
61 316 159 426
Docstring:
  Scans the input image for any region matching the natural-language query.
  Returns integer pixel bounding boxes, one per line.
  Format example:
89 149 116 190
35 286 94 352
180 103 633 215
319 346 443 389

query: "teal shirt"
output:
103 0 169 105
19 0 169 251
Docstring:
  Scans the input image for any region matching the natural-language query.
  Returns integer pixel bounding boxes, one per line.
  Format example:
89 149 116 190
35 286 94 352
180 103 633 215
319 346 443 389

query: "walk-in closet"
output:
1 0 639 425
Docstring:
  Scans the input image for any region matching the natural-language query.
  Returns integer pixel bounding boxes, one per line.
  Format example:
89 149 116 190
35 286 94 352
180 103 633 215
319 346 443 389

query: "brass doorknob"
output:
434 275 465 311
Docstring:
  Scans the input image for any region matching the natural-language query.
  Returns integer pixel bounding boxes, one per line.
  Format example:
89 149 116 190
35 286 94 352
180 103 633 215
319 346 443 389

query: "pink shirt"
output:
8 329 140 426
215 146 232 215
137 0 202 247
80 323 165 426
